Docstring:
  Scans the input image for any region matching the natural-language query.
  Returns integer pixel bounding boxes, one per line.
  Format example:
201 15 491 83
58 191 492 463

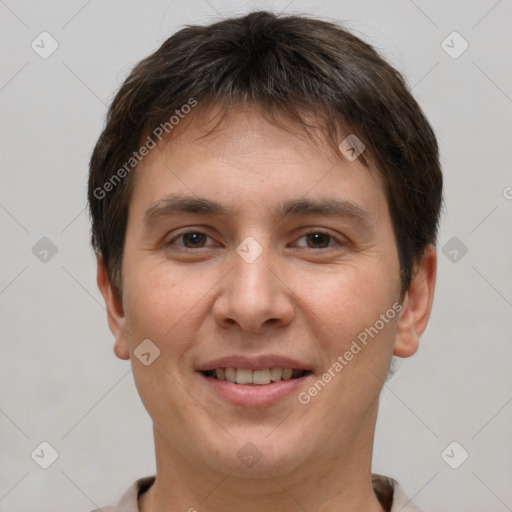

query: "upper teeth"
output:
214 368 299 385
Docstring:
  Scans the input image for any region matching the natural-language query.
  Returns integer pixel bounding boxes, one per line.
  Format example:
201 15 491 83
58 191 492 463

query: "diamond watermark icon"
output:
442 236 468 263
441 31 469 59
237 442 263 468
236 236 263 264
32 237 58 263
441 441 469 469
339 134 365 161
31 441 59 469
134 339 161 366
31 31 59 59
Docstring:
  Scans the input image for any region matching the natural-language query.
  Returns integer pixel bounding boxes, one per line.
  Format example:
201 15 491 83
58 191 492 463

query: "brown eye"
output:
304 232 332 249
180 232 208 248
167 231 214 249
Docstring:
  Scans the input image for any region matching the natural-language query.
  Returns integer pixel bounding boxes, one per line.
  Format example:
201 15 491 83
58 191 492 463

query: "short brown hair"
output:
88 10 443 298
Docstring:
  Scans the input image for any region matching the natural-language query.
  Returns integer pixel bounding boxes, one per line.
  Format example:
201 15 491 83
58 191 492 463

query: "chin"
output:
199 427 310 478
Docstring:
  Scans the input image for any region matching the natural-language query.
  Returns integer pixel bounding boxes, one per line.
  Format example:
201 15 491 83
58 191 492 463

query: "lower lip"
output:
199 373 309 407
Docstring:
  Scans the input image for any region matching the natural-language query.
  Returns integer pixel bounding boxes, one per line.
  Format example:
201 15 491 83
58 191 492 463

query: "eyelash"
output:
165 229 346 251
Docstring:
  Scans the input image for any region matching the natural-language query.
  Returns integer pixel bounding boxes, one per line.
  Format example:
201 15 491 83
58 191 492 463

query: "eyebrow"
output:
144 194 372 228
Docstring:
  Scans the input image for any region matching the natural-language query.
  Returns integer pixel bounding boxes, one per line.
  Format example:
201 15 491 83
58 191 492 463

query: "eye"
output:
293 230 343 249
167 231 216 249
165 229 345 252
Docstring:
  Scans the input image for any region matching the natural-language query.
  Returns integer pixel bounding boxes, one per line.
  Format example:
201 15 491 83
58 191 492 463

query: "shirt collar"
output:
107 473 424 512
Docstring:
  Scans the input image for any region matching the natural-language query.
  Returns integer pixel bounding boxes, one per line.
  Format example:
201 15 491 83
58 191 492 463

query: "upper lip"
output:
196 355 310 372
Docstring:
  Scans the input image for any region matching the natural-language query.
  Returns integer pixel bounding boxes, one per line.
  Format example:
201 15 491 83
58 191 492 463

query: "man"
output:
88 10 442 512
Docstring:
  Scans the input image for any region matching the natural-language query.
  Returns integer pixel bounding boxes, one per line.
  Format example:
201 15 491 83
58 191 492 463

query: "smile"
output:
202 367 308 385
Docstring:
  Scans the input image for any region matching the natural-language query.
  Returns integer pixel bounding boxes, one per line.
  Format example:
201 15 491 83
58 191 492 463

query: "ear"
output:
393 244 437 358
96 257 130 360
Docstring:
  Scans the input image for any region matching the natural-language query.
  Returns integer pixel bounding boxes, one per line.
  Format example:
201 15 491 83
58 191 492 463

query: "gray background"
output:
1 1 511 511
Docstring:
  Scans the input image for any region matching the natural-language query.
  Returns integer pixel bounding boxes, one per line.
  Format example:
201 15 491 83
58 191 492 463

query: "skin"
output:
97 105 436 512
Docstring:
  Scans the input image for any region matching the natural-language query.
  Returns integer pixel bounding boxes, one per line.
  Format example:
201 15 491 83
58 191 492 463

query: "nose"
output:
212 241 295 333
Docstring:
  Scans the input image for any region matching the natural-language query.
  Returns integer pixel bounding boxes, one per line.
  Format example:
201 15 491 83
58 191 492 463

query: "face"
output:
99 106 435 479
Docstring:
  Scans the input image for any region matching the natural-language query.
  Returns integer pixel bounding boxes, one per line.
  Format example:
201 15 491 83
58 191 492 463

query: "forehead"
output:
129 105 388 225
149 105 365 169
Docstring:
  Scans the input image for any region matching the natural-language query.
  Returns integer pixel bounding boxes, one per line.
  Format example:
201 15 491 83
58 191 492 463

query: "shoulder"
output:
372 473 425 512
88 475 156 512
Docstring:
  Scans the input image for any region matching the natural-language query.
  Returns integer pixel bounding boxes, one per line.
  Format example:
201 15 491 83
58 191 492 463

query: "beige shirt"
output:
91 473 424 512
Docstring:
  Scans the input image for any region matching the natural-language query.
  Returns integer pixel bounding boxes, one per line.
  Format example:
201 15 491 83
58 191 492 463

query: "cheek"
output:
298 263 398 347
121 268 205 413
122 262 208 347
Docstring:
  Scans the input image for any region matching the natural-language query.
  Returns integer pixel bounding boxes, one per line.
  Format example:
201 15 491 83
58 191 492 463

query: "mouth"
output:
198 361 312 406
201 367 310 385
196 355 313 406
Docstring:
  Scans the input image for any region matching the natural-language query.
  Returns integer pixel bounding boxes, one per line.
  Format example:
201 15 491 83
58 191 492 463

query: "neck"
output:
140 411 386 512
